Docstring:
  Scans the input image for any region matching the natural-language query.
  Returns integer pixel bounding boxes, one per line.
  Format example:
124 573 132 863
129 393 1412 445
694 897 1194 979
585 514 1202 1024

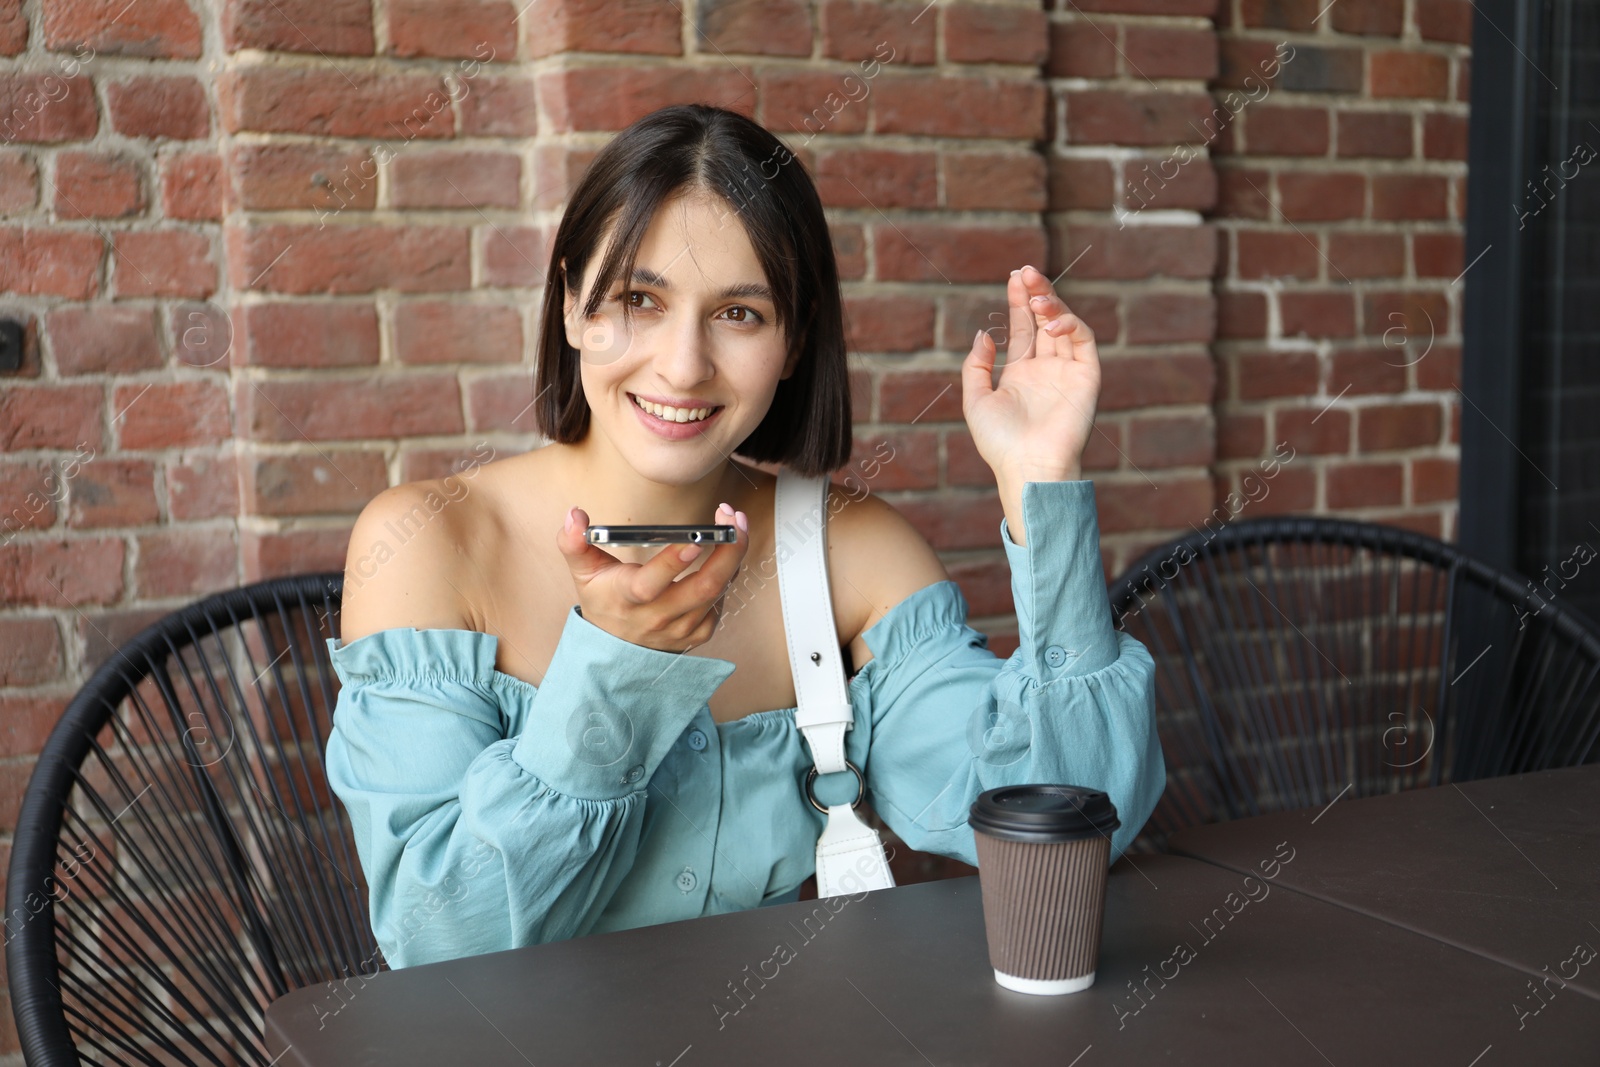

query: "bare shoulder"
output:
338 479 480 645
826 483 950 643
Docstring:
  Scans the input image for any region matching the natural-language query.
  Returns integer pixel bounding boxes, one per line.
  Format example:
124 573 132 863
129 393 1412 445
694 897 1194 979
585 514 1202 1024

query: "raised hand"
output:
960 264 1102 486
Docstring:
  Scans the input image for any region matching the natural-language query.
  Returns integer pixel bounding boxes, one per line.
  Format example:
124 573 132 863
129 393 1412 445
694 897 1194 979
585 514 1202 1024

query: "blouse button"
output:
687 728 708 751
676 867 698 893
623 764 645 785
1044 645 1069 669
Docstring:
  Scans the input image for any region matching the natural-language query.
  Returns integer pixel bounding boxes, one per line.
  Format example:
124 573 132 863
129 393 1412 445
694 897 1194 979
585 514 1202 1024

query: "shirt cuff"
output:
510 606 736 801
999 480 1121 681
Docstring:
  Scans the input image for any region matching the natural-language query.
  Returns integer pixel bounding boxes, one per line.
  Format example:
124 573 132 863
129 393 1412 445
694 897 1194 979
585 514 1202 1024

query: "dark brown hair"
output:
533 104 852 477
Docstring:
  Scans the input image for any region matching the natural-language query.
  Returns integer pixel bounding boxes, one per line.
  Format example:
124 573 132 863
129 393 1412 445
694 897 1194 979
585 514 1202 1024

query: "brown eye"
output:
722 305 764 324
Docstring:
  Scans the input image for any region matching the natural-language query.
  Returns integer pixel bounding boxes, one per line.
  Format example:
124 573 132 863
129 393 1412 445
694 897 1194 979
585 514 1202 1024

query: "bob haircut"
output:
533 103 853 478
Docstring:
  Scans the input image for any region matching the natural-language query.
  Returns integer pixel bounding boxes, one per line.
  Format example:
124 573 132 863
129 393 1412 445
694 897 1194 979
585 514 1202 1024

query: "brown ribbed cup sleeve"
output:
973 832 1111 981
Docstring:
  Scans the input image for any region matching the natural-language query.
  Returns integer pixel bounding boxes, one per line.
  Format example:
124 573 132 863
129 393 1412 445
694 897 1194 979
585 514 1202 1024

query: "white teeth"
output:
633 395 714 423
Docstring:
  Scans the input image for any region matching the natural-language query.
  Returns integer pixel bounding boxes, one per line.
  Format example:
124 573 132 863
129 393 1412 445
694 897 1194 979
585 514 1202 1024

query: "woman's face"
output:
564 190 796 483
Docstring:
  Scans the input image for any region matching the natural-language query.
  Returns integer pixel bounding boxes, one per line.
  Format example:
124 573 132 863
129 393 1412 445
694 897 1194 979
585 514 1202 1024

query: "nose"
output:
653 306 716 391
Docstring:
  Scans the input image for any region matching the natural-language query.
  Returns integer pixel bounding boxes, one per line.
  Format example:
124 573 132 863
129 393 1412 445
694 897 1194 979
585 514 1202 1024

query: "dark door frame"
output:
1459 0 1543 571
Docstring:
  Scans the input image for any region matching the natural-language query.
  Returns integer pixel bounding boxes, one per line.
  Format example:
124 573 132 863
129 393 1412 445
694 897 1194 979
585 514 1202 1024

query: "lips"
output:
628 392 726 440
628 393 722 423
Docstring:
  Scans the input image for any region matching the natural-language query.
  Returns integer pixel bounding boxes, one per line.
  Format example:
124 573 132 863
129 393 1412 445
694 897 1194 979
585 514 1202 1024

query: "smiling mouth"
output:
629 393 724 424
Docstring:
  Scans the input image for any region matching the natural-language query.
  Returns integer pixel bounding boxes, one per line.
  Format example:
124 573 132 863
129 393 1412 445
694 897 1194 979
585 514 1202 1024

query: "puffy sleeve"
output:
324 609 735 968
847 479 1164 863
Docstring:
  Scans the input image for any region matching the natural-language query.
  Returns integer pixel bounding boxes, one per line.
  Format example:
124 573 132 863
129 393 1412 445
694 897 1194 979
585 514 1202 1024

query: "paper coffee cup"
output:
969 784 1119 995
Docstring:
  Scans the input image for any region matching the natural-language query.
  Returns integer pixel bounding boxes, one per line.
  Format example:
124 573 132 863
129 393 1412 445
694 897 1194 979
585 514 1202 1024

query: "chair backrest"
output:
1109 516 1600 850
5 573 368 1067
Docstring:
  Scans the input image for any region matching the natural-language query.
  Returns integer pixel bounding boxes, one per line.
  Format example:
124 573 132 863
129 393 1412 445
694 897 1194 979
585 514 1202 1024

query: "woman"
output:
325 104 1163 969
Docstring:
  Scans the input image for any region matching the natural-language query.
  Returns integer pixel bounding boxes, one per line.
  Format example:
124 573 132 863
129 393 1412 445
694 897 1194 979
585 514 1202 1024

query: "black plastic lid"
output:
968 784 1121 843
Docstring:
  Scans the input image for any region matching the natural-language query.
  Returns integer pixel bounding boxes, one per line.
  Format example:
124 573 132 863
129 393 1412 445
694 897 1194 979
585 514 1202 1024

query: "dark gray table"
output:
1169 763 1600 1003
266 850 1600 1065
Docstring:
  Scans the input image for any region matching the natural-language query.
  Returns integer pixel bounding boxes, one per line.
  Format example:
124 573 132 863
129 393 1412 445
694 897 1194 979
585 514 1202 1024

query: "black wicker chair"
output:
6 572 369 1067
1110 516 1600 851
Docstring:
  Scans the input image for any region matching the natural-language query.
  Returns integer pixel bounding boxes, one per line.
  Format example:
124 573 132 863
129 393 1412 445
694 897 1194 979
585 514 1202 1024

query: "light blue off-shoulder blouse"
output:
324 480 1165 969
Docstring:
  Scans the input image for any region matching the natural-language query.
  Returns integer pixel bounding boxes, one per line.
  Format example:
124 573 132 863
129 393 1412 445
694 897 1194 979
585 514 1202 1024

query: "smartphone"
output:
585 524 738 546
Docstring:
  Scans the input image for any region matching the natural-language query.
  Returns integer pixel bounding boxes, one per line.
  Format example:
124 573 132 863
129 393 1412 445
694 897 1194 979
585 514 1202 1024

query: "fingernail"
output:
565 507 576 533
1045 318 1062 333
735 510 748 533
1031 295 1050 305
680 545 702 562
718 501 732 518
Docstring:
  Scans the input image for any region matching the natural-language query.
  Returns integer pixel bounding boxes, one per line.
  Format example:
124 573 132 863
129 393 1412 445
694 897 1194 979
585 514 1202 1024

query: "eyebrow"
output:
630 266 773 302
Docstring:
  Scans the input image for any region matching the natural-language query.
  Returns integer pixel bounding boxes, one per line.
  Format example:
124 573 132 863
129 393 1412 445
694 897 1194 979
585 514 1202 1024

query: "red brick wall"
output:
1044 0 1224 572
1046 0 1469 570
0 0 1468 1052
1208 0 1471 543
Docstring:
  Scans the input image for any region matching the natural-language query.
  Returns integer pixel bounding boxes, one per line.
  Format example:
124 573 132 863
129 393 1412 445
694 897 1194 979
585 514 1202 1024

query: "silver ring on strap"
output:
805 760 866 814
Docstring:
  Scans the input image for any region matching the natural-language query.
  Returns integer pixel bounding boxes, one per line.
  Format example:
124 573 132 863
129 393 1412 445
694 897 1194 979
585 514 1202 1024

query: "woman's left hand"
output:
960 264 1101 485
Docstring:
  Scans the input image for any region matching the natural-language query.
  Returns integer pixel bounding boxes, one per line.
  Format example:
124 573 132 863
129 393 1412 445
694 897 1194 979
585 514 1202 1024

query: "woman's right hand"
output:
555 502 750 653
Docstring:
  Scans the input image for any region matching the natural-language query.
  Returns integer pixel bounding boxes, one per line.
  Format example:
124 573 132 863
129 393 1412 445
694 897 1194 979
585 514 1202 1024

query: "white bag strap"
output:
774 468 895 898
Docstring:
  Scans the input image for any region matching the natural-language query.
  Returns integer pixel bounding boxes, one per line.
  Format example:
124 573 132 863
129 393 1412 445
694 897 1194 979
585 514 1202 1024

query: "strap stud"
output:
810 651 821 664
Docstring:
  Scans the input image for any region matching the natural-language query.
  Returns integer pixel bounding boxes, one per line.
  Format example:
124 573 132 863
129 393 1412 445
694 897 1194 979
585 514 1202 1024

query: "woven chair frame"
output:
1108 515 1600 851
6 572 368 1067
